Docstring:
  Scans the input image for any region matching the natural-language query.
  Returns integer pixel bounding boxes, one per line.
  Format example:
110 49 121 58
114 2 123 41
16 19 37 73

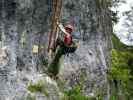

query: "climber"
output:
54 22 79 54
48 22 79 77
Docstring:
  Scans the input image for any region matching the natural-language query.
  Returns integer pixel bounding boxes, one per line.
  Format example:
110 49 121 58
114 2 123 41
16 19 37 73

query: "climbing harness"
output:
48 0 62 54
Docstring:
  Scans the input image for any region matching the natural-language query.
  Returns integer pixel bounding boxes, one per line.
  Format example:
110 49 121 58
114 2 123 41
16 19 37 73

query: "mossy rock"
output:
62 85 89 100
28 80 49 97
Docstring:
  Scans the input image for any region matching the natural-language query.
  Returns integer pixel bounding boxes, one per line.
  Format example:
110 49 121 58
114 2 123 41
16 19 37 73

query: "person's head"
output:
65 24 74 34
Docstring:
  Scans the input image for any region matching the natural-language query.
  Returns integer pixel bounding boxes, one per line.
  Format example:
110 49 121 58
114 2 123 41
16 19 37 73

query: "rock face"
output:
0 0 112 100
60 0 112 98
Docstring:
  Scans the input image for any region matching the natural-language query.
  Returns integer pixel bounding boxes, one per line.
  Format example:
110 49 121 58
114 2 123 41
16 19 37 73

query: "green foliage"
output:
110 95 117 100
112 34 133 51
28 80 49 96
62 86 98 100
62 86 89 100
111 49 130 81
112 34 128 50
110 49 133 98
59 73 94 100
110 34 133 99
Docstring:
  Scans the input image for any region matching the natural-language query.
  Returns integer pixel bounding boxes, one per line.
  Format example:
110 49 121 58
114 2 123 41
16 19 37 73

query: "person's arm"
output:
57 23 68 35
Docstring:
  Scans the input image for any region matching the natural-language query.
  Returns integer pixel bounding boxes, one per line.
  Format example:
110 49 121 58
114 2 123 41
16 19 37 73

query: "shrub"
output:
62 85 89 100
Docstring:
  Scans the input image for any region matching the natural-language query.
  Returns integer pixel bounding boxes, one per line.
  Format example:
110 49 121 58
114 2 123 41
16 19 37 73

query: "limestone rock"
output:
0 47 9 67
0 0 112 99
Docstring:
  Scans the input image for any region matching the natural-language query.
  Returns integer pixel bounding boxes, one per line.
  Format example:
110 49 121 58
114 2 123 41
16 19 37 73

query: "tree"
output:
122 6 133 45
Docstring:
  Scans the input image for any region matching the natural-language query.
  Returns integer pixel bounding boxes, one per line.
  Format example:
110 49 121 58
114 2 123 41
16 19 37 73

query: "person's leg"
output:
48 45 64 76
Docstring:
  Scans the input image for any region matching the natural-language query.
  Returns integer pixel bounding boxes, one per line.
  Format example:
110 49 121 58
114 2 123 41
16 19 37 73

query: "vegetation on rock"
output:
109 34 133 99
28 80 49 97
62 85 89 100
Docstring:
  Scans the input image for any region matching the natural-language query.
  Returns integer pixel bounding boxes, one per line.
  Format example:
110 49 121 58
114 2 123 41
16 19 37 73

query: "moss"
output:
27 80 49 97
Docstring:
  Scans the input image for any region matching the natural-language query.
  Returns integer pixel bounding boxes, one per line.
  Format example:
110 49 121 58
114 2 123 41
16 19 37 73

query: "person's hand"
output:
57 21 60 25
